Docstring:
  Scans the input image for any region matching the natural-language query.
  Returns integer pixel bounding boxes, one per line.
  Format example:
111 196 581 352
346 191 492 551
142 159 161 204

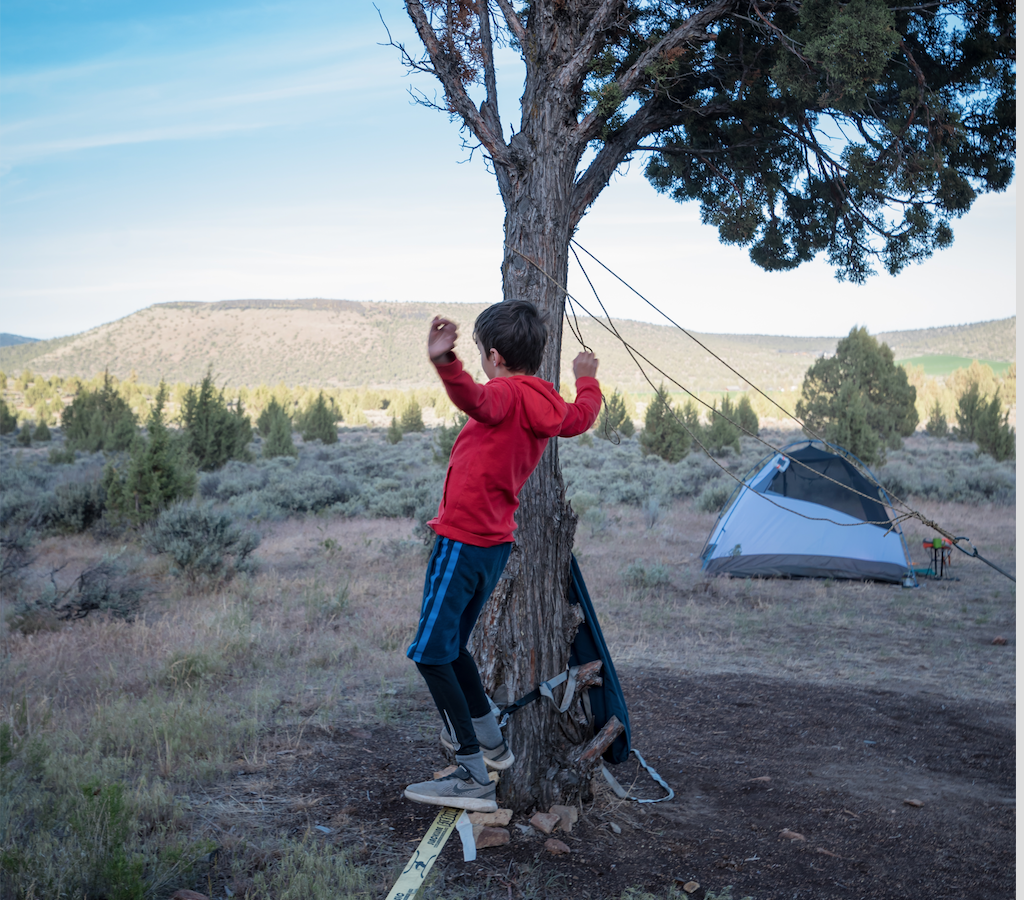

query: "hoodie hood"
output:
510 375 569 438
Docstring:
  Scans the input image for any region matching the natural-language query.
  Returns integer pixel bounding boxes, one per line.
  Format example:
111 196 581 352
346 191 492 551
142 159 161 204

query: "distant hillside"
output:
0 333 39 348
0 300 1014 393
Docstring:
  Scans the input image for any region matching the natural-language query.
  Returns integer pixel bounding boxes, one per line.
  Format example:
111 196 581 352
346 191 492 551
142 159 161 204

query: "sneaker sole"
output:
403 788 498 813
440 734 516 771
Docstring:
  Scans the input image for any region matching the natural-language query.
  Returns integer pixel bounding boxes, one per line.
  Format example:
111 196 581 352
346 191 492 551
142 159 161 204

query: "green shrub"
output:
0 398 18 435
400 399 425 433
61 372 138 452
639 386 691 463
148 503 260 585
386 414 403 444
433 413 467 461
597 389 634 440
735 394 759 436
955 380 984 441
696 477 734 513
621 559 670 589
180 370 253 469
48 445 76 465
50 480 108 533
260 399 298 458
32 419 51 442
925 399 948 437
975 394 1015 462
105 383 197 524
299 391 339 444
15 425 32 447
703 397 742 456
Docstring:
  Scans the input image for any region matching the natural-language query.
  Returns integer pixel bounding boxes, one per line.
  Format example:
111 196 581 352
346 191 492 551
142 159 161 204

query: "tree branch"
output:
477 0 503 139
575 0 735 147
405 1 512 167
553 0 629 95
492 0 527 46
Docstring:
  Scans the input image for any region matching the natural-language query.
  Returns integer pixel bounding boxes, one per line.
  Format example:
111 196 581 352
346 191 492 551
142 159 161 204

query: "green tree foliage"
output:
735 396 759 437
259 399 297 459
703 397 742 456
61 372 138 452
955 381 985 441
0 399 17 435
795 328 917 465
105 383 197 524
180 370 253 470
597 389 634 440
299 391 339 444
386 414 403 445
639 386 691 463
32 419 51 442
400 399 426 434
975 395 1015 462
433 412 468 462
925 400 949 438
16 424 32 447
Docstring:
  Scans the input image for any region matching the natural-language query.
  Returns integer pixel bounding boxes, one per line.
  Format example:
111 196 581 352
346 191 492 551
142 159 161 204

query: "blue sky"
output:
0 1 1016 341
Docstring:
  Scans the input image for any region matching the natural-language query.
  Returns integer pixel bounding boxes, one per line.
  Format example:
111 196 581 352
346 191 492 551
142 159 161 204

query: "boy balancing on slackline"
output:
403 299 601 812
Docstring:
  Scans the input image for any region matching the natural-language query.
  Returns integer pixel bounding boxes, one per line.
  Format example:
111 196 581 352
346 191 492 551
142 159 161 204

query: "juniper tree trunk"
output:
467 73 602 811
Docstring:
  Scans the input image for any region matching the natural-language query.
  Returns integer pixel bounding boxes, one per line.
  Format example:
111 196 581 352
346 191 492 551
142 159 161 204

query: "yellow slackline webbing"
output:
384 806 475 900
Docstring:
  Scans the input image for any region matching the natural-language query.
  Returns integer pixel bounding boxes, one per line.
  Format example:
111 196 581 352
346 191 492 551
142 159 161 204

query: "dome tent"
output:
700 441 914 584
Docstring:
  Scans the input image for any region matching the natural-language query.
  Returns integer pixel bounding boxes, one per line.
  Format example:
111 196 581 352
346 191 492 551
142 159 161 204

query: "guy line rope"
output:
506 242 1015 583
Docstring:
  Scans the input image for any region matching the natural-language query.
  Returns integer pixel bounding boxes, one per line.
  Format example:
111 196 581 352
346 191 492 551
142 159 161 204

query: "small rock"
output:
549 804 579 833
530 812 561 834
779 828 806 841
472 826 511 849
682 882 700 894
748 776 771 783
903 798 924 807
515 823 535 835
170 892 209 900
433 765 459 779
544 838 571 855
608 821 622 835
470 808 513 827
992 635 1008 645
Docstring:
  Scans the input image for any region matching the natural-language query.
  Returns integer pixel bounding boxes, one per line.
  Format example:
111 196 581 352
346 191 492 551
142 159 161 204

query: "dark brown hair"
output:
473 299 548 375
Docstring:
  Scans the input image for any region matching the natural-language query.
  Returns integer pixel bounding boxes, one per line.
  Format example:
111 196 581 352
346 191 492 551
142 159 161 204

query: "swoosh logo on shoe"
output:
452 781 491 795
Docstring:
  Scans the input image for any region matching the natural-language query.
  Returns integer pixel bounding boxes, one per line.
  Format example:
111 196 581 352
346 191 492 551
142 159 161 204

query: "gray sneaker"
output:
404 765 498 812
439 727 516 770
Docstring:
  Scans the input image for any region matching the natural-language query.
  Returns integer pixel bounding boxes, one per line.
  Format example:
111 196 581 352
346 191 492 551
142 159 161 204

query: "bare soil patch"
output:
205 663 1014 900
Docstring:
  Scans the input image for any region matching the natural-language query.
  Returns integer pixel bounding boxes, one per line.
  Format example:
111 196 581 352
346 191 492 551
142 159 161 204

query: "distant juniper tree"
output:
400 398 426 434
703 396 742 456
596 389 634 440
954 381 985 442
106 382 196 524
180 369 253 470
433 412 467 461
300 391 339 444
795 328 917 465
735 396 759 437
258 398 297 458
32 419 51 442
975 394 1015 462
925 400 949 438
61 371 138 452
639 386 691 463
0 399 17 435
386 414 403 445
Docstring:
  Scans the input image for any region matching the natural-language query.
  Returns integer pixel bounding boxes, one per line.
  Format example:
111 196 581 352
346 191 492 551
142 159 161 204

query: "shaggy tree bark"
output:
396 0 1015 811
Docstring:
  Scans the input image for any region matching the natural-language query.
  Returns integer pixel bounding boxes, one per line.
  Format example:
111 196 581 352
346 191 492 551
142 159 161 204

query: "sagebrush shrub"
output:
148 503 260 585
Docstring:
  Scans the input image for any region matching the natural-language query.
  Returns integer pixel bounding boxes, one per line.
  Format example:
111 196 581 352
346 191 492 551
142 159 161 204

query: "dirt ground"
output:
205 662 1014 900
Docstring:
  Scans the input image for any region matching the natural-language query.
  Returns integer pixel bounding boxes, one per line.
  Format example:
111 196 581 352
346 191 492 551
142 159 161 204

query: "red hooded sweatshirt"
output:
429 355 602 547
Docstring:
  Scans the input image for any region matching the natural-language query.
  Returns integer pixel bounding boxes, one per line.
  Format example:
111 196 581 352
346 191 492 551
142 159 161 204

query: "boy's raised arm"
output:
560 352 601 437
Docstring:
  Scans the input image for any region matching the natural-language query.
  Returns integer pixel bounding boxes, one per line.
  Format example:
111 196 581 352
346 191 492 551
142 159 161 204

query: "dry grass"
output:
0 497 1013 897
